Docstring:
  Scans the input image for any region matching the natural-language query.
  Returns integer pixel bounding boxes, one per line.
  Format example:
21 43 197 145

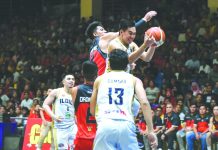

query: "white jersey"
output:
107 38 135 73
53 88 75 128
95 71 135 123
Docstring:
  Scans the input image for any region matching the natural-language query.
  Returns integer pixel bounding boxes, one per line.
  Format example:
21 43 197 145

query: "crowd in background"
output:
0 0 218 149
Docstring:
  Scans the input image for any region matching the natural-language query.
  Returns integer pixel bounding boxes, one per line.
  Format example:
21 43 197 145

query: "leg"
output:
68 125 77 150
53 128 68 150
167 131 176 150
157 133 163 149
37 122 51 149
186 131 196 150
200 133 207 150
143 135 150 150
50 125 55 150
176 130 185 150
206 132 211 150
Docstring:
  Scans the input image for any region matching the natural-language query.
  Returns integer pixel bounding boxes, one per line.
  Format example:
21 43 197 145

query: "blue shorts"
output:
94 119 139 150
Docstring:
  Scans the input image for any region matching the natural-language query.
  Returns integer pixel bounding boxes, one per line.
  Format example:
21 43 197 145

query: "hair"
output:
82 60 98 81
199 104 206 109
85 21 103 39
59 73 74 87
119 19 135 32
109 49 129 70
189 102 196 107
213 105 218 110
61 73 74 81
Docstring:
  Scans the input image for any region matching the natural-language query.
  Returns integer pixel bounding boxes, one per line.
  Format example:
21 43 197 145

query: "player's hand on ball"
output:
147 132 158 149
144 34 155 47
143 11 157 22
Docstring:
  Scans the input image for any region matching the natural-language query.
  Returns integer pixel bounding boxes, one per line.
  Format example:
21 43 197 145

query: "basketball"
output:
145 27 166 46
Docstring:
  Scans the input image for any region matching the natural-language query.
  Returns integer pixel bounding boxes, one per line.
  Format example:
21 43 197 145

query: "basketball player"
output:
72 61 98 150
108 19 161 73
206 105 218 150
36 89 54 150
86 11 157 75
43 74 77 150
90 49 158 150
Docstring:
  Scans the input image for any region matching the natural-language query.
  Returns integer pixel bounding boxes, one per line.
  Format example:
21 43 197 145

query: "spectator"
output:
0 105 10 122
0 87 9 106
176 103 197 150
28 98 40 118
186 104 210 150
208 64 218 83
14 106 23 127
185 55 200 70
145 80 160 104
20 92 33 110
20 84 34 100
206 105 218 150
160 103 180 150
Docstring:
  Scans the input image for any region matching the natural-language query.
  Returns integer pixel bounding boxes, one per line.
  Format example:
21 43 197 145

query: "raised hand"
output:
143 11 157 22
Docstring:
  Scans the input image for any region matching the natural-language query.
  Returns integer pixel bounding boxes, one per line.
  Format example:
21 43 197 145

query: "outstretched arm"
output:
135 11 157 27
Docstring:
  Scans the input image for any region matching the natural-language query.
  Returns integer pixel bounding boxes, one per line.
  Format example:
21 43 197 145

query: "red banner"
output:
22 118 51 150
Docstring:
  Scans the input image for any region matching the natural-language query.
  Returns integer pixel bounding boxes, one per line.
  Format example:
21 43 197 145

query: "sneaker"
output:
138 142 144 149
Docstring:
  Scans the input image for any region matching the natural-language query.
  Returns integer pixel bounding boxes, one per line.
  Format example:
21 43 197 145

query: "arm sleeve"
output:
135 19 146 28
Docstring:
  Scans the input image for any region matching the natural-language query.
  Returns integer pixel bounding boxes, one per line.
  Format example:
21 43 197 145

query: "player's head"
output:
85 21 106 39
61 74 75 88
109 49 129 71
82 60 98 81
119 19 136 44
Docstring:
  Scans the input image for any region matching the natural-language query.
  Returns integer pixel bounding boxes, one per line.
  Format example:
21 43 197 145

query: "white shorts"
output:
94 119 139 150
53 124 77 150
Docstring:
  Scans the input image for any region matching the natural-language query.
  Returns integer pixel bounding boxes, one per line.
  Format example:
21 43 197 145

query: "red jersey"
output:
74 84 96 139
43 105 52 122
164 112 180 129
28 108 40 118
194 114 210 133
89 38 107 76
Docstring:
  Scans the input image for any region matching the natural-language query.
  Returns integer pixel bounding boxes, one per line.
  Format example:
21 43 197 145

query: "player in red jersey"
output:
71 61 98 150
36 89 54 150
86 11 157 76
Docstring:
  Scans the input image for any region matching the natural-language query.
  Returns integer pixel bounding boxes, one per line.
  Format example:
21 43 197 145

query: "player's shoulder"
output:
130 42 138 48
52 88 64 95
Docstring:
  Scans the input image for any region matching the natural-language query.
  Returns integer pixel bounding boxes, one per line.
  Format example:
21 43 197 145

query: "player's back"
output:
96 71 135 123
89 38 107 76
75 84 96 139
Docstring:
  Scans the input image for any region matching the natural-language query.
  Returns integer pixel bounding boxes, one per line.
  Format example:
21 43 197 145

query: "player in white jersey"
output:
43 74 77 150
90 49 157 150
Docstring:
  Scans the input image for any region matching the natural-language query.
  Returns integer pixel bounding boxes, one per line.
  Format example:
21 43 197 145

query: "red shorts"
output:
74 138 94 150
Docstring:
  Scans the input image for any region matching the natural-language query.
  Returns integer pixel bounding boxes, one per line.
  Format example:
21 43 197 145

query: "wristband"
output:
135 19 146 28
